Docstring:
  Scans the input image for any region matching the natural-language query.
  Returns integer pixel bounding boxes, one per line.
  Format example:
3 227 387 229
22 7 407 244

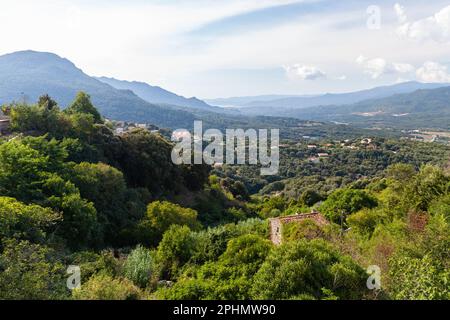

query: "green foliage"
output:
2 92 450 301
0 136 99 248
320 188 378 223
135 201 201 246
66 92 102 124
0 139 50 202
156 225 196 280
429 194 450 221
191 219 268 264
259 196 288 218
38 94 58 110
251 239 367 300
67 162 146 245
0 239 68 300
346 209 387 237
388 254 449 300
123 246 155 288
299 189 323 207
282 219 326 242
72 274 142 300
158 234 272 300
118 129 180 195
0 197 60 245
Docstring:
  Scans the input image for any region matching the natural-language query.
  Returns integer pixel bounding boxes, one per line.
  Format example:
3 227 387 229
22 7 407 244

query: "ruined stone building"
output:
0 117 11 135
269 211 329 245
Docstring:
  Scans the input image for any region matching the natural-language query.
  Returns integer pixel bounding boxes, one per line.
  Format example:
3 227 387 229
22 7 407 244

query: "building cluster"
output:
112 121 158 136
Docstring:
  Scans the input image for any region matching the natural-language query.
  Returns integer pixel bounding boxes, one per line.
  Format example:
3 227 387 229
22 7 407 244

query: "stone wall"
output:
269 212 329 245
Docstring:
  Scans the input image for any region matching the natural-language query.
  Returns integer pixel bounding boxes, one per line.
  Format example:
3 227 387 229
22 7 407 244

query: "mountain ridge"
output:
96 76 219 111
214 81 450 113
0 50 197 128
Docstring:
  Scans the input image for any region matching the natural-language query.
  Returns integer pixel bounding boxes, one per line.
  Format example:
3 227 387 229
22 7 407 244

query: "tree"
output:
159 234 272 300
136 201 201 246
320 188 378 223
388 254 449 300
38 94 58 110
65 92 102 124
118 129 180 195
282 219 326 242
68 162 141 244
259 196 288 218
0 197 61 245
0 139 50 202
299 189 323 207
0 239 68 300
156 225 196 280
251 239 367 300
72 274 142 300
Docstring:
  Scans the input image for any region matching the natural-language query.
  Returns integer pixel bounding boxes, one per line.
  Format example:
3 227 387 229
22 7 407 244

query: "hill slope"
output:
289 86 450 129
96 76 218 111
0 50 196 128
235 81 449 115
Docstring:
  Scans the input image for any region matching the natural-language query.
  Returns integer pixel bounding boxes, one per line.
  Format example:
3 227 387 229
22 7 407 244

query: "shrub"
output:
72 274 141 300
123 246 155 288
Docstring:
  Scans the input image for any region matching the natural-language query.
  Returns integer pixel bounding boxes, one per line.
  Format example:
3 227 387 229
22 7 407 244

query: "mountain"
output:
96 76 219 111
205 95 302 107
0 50 196 128
287 86 450 129
230 82 450 115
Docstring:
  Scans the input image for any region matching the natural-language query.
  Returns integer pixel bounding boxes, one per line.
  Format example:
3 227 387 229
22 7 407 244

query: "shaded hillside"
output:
97 76 220 111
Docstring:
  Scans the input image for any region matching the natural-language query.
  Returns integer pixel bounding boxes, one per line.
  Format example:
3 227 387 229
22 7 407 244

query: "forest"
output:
0 92 448 300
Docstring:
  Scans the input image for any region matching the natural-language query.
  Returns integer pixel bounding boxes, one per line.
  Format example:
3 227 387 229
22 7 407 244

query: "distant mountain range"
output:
96 76 218 111
276 86 450 129
205 95 303 107
212 81 449 113
0 50 211 128
1 50 450 131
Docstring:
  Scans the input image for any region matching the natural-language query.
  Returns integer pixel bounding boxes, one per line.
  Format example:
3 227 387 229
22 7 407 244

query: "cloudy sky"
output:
0 0 450 98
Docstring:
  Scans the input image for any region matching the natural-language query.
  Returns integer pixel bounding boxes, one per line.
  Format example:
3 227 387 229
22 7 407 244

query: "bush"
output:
282 219 325 242
137 201 201 246
123 246 155 288
251 239 367 300
72 274 141 300
388 254 449 300
320 188 378 223
0 240 68 300
156 225 196 280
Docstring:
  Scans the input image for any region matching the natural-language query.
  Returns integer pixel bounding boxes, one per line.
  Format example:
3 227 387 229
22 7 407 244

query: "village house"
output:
269 211 329 245
308 157 320 164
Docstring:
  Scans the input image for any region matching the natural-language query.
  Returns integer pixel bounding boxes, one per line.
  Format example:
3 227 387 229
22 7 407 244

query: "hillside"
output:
288 86 450 129
235 81 449 114
0 50 196 128
96 76 220 111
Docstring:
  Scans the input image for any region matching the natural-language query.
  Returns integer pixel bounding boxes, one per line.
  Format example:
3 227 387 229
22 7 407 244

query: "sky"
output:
0 0 450 99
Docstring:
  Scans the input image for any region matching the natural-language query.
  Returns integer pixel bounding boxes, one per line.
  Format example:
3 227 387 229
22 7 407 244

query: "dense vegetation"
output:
0 93 448 300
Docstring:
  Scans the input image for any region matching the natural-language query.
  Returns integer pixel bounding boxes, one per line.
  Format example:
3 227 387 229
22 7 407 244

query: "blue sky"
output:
1 0 450 98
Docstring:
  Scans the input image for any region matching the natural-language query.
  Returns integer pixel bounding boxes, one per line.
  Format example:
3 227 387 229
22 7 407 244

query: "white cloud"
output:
356 55 414 79
394 3 408 24
396 4 450 42
416 61 450 82
285 64 326 80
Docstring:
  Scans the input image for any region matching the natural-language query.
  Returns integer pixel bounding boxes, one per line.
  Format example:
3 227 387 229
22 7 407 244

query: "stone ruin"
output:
269 211 329 245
